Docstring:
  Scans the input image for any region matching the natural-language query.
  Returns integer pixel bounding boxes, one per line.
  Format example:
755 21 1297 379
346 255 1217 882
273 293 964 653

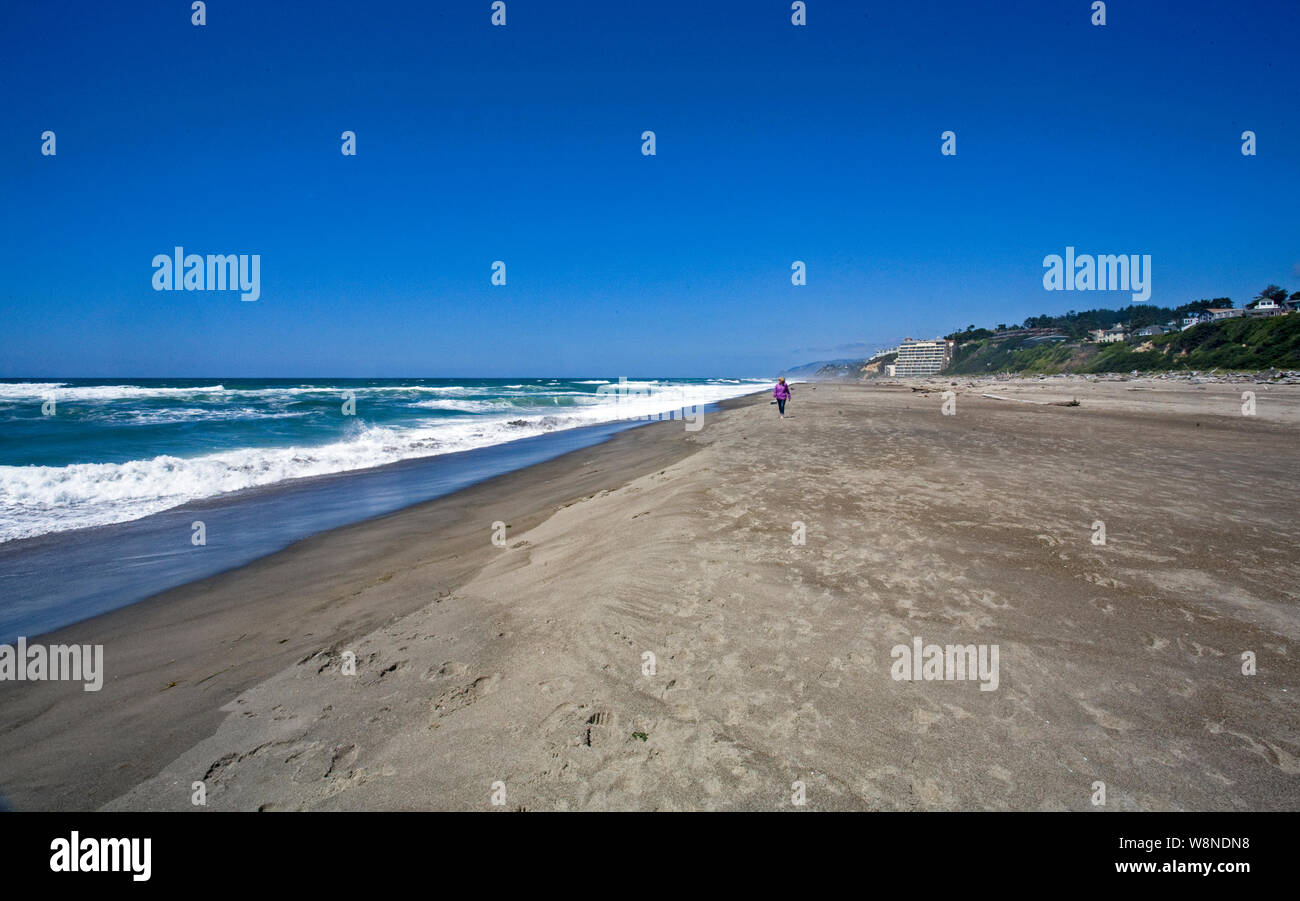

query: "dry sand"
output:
3 379 1298 811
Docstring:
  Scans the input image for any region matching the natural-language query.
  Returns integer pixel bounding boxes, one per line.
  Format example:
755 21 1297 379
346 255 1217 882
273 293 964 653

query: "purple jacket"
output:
773 382 791 400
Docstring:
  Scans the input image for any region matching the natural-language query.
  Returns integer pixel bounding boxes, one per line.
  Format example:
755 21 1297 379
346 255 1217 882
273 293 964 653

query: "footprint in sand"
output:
363 660 406 684
583 710 616 748
1142 634 1170 651
1078 700 1134 733
431 672 502 717
1205 722 1300 774
1082 572 1125 589
422 660 470 681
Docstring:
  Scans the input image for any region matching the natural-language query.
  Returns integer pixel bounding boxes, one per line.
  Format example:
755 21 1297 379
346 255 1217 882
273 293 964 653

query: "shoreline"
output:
3 377 1297 811
0 398 749 643
0 393 765 810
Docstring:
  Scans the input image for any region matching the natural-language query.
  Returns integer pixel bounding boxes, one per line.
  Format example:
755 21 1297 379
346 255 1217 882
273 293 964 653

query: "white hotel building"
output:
892 338 955 376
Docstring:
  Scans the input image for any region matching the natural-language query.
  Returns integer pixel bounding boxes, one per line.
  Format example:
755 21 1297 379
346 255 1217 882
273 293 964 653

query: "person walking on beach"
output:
773 377 792 418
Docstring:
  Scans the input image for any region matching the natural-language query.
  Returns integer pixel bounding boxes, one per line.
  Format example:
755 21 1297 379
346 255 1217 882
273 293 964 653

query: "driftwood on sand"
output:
980 393 1080 406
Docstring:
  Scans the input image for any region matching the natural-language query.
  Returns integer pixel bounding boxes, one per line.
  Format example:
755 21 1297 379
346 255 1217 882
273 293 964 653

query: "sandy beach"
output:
2 378 1297 811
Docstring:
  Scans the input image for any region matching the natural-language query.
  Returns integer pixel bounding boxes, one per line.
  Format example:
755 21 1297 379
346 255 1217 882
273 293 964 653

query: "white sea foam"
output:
0 380 768 542
0 383 509 403
108 408 313 425
0 383 227 401
410 398 515 413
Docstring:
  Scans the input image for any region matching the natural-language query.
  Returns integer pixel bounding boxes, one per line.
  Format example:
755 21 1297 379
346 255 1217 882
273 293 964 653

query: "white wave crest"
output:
0 380 769 541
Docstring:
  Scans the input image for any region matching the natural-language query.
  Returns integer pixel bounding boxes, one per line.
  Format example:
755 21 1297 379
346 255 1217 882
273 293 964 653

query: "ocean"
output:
0 377 768 639
0 377 768 543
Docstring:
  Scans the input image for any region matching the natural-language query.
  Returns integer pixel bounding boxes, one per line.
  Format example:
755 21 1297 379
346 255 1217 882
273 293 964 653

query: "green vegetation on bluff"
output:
1090 314 1300 372
946 313 1300 375
946 340 1089 375
948 302 1226 343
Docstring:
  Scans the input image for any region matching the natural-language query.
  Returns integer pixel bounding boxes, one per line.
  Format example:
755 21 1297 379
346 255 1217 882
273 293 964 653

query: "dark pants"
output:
777 398 786 415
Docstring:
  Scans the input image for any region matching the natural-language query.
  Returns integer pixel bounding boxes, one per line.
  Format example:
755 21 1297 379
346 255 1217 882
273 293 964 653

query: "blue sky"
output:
1 0 1296 377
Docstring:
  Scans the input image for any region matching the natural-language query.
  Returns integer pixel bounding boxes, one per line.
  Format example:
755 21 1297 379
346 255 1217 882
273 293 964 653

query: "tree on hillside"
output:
1249 285 1289 307
1174 299 1229 315
1126 304 1174 328
956 295 1260 343
945 324 994 341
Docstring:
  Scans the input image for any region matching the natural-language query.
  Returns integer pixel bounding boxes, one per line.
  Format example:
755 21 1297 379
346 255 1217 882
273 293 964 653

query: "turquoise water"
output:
0 378 767 542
